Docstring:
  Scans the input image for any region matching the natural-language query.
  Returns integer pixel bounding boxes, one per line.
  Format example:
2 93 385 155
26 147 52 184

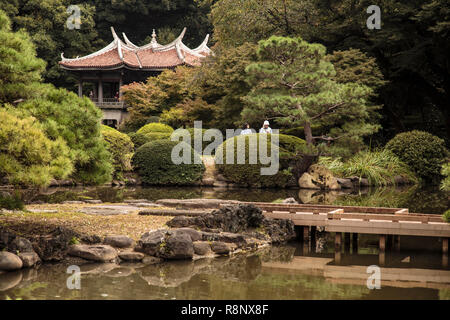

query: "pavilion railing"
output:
90 98 126 109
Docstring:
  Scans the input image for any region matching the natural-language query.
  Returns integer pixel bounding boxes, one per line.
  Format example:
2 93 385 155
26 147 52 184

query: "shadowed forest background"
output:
1 0 448 146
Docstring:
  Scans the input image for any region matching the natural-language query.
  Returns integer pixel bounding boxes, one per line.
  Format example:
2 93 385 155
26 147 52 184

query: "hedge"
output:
136 123 174 135
101 125 134 180
132 140 205 185
385 130 448 182
129 131 172 149
215 133 300 188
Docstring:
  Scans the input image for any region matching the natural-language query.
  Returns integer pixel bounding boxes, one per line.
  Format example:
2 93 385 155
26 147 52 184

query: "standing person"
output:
259 120 272 134
241 123 253 135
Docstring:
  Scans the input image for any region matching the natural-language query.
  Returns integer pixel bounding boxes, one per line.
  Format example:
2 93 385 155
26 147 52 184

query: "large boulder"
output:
193 241 211 256
104 235 134 248
167 204 265 233
136 229 194 260
298 164 340 190
161 232 194 260
33 227 79 261
68 244 118 262
118 251 144 262
8 237 34 253
210 242 231 255
0 252 23 271
18 251 41 268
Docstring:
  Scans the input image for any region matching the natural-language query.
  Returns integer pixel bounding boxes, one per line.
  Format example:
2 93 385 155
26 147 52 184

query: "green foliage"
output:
242 36 378 158
136 123 174 135
441 163 450 191
17 86 113 185
132 140 205 185
443 210 450 223
319 149 417 187
215 133 294 188
129 131 172 149
0 109 73 187
101 125 134 180
0 9 45 104
121 67 193 132
0 191 24 210
385 130 448 182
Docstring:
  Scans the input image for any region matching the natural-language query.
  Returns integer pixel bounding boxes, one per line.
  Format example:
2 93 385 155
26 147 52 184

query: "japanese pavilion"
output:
59 27 211 127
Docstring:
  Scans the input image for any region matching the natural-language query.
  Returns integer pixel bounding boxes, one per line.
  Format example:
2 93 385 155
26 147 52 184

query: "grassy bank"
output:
0 203 171 241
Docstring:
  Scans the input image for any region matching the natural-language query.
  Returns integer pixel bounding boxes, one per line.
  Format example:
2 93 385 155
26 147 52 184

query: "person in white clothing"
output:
259 120 272 134
240 123 253 135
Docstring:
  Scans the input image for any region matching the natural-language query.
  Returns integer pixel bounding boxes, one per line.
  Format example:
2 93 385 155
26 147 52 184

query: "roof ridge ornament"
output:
111 26 120 42
122 32 138 48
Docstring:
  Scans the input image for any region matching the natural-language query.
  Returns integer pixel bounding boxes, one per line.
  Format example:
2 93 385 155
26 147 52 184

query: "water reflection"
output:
19 185 449 214
1 245 449 300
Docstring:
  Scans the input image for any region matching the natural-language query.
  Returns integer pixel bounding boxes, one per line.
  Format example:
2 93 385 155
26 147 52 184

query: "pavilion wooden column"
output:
352 233 358 255
78 79 83 97
443 238 448 268
335 232 342 265
119 74 123 99
379 235 386 266
98 78 103 103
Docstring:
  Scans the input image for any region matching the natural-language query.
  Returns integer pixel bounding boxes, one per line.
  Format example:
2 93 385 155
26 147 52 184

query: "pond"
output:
1 244 449 300
20 184 449 214
1 185 448 300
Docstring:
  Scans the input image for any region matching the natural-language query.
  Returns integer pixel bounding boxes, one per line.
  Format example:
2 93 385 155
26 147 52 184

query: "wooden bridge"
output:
219 202 450 267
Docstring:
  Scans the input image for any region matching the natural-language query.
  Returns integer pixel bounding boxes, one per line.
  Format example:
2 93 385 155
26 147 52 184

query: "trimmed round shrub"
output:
136 123 174 135
129 131 172 149
132 140 205 185
101 125 134 180
215 133 294 188
385 130 448 182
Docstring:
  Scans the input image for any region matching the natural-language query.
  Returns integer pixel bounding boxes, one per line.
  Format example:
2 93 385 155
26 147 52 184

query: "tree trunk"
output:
304 122 314 145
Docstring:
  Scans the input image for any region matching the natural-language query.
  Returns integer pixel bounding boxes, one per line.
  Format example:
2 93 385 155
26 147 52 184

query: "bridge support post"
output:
443 238 448 268
394 235 400 252
335 232 342 265
352 233 358 254
311 226 316 252
344 233 351 253
303 226 309 243
379 235 386 266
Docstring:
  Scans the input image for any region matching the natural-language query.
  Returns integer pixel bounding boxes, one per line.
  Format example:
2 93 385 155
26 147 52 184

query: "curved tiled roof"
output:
59 27 210 70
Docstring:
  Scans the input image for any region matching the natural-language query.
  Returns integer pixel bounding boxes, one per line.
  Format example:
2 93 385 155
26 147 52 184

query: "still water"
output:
1 245 449 300
1 185 449 300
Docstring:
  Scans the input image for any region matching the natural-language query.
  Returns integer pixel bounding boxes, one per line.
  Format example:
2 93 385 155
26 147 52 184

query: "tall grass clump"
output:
319 149 417 186
440 163 450 191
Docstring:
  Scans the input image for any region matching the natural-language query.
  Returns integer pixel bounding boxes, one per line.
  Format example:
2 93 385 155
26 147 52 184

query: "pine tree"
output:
242 36 379 156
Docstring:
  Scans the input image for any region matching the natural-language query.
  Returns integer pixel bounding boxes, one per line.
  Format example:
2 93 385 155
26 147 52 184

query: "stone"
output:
18 251 41 268
124 199 151 203
136 229 167 256
298 172 321 189
337 178 353 189
33 227 79 261
104 235 134 248
68 244 118 262
84 199 102 204
62 201 84 204
118 251 144 262
161 232 194 260
8 237 34 253
0 252 23 271
282 197 298 204
193 241 211 255
173 228 202 242
210 242 231 254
